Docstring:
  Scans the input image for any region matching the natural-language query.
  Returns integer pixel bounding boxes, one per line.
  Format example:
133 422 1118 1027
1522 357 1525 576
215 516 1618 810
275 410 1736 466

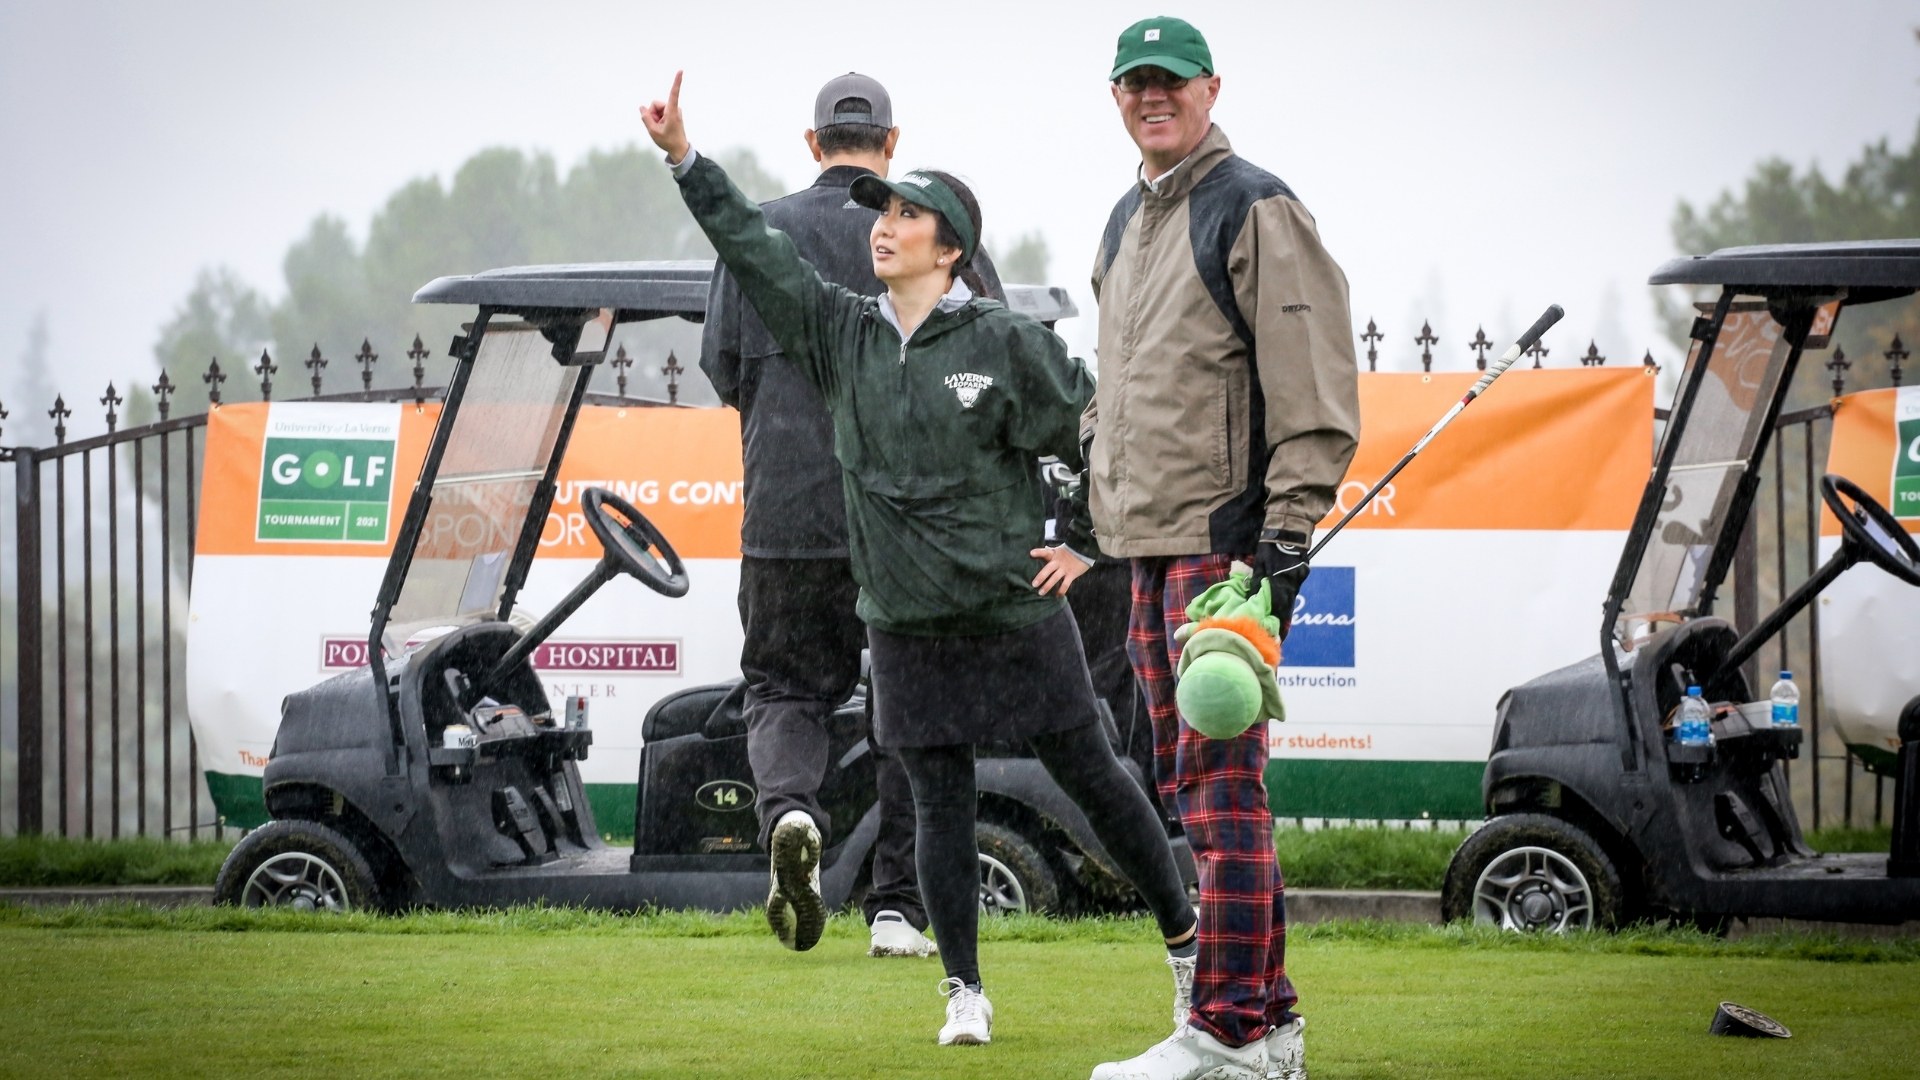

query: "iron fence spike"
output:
152 370 175 420
305 343 328 397
1415 320 1438 373
407 334 430 405
204 357 227 405
255 348 278 402
1886 332 1907 388
612 343 633 399
1359 318 1383 372
50 393 71 443
356 339 378 393
1469 326 1492 371
663 349 685 406
1827 344 1850 396
101 382 123 433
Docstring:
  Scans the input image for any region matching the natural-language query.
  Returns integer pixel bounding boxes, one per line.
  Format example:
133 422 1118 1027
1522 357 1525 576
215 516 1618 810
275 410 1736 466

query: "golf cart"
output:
1442 240 1920 931
213 261 1194 914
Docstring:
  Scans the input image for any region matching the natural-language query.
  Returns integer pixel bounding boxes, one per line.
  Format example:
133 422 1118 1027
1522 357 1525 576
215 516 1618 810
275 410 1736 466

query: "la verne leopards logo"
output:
257 402 400 543
944 372 994 408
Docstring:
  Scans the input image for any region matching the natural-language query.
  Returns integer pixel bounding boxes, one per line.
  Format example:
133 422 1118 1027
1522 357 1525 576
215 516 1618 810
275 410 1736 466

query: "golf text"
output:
257 403 398 543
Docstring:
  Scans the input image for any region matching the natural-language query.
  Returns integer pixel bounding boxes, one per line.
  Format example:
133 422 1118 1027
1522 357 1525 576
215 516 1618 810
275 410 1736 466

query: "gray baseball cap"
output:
813 72 893 130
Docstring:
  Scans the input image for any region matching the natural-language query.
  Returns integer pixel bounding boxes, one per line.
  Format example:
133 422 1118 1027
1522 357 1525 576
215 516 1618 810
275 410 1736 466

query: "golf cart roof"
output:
1649 240 1920 298
414 260 1080 324
414 261 713 318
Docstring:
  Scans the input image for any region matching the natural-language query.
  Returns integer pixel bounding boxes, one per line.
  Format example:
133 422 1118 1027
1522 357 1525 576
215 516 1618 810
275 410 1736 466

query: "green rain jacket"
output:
675 153 1096 637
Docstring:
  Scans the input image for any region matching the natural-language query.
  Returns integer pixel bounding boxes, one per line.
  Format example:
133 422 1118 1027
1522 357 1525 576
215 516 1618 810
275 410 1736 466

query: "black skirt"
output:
867 605 1100 749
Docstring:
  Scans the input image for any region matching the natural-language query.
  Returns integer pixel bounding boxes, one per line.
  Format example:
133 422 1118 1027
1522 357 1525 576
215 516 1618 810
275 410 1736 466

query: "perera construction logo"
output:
944 372 994 408
1279 567 1356 668
257 403 399 543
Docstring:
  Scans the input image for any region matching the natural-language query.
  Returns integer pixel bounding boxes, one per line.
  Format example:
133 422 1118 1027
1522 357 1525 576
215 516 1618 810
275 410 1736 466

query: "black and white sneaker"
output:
767 810 825 952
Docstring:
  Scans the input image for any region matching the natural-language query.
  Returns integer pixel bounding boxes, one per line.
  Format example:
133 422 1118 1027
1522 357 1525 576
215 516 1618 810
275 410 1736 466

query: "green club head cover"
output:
1176 651 1264 739
1175 626 1287 738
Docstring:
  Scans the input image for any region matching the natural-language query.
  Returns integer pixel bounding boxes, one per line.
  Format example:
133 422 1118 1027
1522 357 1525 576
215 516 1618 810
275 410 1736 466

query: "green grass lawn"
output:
1 906 1914 1079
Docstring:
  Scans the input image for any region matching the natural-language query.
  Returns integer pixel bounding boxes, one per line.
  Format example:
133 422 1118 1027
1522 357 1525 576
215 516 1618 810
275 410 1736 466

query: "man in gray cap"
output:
700 73 1001 959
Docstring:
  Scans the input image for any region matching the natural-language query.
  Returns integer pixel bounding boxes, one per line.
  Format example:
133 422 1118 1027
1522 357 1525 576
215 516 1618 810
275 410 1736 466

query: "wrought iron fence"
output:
0 321 1906 841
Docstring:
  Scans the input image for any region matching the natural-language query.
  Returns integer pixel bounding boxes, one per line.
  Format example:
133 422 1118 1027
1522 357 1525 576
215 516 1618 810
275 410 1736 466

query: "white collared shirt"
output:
1139 150 1196 194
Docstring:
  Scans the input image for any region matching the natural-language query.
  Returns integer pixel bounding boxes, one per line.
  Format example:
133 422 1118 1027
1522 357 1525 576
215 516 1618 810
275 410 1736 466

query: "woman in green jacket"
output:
644 74 1196 1051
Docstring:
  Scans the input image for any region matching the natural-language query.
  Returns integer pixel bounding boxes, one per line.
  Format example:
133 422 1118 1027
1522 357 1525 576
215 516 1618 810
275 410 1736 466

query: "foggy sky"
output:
2 0 1916 437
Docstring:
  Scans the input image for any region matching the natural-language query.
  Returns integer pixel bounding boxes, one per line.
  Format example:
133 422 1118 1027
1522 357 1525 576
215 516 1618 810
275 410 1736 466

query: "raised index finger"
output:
668 70 682 111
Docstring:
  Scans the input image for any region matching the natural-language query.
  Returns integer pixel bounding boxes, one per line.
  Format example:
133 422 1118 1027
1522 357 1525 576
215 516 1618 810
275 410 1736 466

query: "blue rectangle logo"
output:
1280 566 1355 668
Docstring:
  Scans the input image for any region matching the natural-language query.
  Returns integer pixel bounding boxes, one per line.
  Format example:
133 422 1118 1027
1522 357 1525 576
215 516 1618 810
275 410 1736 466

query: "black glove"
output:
1251 528 1311 639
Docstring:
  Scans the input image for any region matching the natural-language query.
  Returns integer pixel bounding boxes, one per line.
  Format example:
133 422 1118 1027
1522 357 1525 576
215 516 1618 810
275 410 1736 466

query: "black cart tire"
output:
1441 813 1624 932
976 821 1059 916
214 818 384 913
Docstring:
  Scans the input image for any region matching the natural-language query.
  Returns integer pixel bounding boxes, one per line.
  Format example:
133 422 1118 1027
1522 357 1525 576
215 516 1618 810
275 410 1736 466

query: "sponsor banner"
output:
188 369 1650 826
1816 387 1920 764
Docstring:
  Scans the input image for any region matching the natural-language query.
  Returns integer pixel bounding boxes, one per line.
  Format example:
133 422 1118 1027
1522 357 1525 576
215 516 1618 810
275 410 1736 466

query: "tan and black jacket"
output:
1083 124 1360 557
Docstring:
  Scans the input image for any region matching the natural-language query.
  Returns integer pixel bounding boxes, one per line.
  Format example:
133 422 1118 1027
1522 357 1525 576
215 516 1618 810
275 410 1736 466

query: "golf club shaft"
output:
1304 303 1564 563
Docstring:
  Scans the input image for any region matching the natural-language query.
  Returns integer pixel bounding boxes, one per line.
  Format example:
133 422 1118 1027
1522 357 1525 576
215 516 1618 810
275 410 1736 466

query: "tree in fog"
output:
995 230 1051 286
1662 120 1920 406
148 143 787 399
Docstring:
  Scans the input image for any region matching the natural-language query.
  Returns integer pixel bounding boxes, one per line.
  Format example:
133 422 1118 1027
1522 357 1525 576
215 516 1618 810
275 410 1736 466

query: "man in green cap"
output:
1083 14 1361 1080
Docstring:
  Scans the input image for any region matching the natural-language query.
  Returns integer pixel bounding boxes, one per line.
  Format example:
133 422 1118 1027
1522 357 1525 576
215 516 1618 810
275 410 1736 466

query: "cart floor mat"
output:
768 815 825 951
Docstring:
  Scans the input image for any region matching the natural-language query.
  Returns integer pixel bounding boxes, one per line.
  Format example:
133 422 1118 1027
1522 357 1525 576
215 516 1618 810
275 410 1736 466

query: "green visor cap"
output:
849 171 977 264
1110 16 1213 80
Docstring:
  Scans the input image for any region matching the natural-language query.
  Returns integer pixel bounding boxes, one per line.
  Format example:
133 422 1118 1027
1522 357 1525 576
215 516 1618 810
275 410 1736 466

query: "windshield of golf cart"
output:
1615 300 1808 642
382 317 600 652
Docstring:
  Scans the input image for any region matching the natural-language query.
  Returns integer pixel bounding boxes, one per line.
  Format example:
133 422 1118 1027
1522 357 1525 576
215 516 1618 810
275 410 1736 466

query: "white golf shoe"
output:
1263 1017 1306 1080
1167 952 1196 1028
1089 1024 1267 1080
868 909 938 958
766 811 824 952
937 977 993 1045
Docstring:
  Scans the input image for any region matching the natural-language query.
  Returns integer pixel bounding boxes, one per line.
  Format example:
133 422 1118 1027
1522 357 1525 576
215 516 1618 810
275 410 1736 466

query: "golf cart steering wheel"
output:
1820 474 1920 586
582 487 690 597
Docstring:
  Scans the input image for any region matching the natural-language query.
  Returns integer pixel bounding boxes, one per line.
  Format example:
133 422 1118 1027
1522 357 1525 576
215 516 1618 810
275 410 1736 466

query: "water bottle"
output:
1675 686 1714 780
1769 670 1800 728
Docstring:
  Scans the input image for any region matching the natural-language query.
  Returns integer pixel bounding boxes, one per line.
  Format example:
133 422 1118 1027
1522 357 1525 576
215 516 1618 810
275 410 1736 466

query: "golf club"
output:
1303 303 1565 564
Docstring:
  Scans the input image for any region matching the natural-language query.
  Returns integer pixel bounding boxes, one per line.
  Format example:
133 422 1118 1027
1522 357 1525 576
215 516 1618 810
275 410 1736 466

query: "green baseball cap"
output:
849 169 977 264
1110 16 1213 81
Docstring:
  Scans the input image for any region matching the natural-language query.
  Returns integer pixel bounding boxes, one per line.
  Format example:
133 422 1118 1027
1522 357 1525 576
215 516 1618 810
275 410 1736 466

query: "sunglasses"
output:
1115 69 1191 93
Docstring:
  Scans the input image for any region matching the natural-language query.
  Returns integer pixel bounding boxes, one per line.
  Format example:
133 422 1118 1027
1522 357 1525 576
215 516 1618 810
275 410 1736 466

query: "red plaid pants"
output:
1128 554 1298 1047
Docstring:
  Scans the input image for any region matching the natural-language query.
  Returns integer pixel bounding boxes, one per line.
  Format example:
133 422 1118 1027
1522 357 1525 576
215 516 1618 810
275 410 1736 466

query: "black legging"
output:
896 722 1196 987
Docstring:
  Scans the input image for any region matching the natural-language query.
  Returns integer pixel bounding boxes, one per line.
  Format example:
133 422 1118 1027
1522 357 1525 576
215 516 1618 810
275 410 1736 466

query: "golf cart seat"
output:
641 682 740 743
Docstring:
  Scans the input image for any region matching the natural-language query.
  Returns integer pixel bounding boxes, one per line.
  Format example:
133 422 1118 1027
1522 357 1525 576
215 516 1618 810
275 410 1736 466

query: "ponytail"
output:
923 170 993 299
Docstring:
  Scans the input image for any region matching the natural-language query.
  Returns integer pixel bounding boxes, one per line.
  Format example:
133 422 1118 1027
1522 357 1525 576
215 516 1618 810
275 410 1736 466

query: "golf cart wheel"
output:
214 818 383 913
1441 813 1624 932
976 821 1058 916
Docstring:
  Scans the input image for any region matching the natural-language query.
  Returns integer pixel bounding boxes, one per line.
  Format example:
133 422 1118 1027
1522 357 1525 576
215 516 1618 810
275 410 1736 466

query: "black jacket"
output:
699 164 1002 559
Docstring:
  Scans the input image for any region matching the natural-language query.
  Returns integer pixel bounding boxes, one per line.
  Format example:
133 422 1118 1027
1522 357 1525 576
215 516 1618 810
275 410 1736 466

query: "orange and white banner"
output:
1817 386 1920 766
1261 369 1650 814
188 368 1654 825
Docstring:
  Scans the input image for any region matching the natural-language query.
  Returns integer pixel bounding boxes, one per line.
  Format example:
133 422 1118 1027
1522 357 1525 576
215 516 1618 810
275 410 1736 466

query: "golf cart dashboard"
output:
405 626 591 771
